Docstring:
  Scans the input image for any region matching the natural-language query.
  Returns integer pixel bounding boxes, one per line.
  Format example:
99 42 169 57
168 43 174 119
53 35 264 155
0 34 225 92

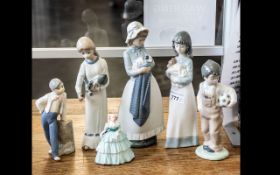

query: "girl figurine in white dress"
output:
118 21 164 148
95 113 135 165
165 31 199 148
75 36 110 150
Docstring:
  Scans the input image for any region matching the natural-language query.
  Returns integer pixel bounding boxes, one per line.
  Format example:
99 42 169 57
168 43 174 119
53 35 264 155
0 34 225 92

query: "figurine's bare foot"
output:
48 149 52 154
53 156 61 161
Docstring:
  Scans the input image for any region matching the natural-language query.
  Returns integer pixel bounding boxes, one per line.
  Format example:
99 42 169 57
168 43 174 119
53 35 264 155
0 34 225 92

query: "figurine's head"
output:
172 31 192 57
123 0 143 20
49 78 65 95
126 21 148 46
76 36 98 60
81 9 98 26
108 113 118 122
201 59 221 85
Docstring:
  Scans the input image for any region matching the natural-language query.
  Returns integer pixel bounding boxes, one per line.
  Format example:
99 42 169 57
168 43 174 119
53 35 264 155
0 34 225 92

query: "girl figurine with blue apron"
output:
118 21 164 148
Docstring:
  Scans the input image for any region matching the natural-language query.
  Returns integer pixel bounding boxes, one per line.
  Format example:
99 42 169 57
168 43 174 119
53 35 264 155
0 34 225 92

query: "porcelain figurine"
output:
118 21 164 148
75 36 110 150
95 113 135 165
35 78 67 161
165 31 199 148
195 59 237 160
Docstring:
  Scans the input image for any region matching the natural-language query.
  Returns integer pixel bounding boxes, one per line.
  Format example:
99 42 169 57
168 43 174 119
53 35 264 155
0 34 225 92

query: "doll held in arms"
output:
195 59 237 160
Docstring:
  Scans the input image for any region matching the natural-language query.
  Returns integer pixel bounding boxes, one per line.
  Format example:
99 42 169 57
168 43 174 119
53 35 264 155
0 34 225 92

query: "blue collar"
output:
85 56 99 64
129 46 145 54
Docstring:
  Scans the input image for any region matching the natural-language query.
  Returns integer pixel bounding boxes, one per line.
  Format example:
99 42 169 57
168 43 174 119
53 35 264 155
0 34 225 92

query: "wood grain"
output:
32 98 240 175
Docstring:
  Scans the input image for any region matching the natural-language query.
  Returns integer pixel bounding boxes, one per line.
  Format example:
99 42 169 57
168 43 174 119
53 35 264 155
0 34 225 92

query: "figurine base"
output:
195 145 229 160
130 136 157 148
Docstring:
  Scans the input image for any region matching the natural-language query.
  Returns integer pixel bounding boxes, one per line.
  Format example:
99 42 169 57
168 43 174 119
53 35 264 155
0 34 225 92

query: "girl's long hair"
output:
172 31 193 58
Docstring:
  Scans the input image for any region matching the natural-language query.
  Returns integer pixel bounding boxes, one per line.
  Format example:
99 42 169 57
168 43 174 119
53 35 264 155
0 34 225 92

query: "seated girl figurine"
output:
95 113 135 165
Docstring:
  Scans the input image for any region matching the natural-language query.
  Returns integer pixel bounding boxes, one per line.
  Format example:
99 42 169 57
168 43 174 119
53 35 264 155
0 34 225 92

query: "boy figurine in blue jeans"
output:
35 78 67 161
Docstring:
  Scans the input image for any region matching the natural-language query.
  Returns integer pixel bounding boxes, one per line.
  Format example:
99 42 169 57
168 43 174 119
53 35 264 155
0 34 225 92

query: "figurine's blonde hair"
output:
76 36 99 56
76 37 95 50
107 113 118 122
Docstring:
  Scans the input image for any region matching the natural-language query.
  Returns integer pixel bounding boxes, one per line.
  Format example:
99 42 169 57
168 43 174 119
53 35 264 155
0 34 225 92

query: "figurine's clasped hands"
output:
138 67 151 74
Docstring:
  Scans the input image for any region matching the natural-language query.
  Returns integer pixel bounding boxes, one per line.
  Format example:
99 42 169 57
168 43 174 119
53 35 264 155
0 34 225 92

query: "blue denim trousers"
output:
41 111 59 158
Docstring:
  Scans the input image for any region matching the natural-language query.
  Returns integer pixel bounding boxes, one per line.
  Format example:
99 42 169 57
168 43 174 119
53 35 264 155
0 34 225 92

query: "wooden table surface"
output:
32 98 240 175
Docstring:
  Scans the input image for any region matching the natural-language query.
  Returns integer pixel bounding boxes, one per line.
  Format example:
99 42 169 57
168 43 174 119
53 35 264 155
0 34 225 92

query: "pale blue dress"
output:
95 121 135 165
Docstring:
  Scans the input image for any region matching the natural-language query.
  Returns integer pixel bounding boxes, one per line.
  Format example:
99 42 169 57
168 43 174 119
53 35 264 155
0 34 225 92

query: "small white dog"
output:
132 55 153 71
166 63 187 77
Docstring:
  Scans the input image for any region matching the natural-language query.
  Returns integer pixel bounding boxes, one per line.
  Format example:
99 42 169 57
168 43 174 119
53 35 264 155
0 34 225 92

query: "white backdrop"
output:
144 0 216 47
221 0 240 127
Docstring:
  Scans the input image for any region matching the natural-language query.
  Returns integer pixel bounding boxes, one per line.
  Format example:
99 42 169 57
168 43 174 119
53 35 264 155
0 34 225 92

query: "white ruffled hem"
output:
96 139 132 153
95 149 135 165
126 126 164 140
